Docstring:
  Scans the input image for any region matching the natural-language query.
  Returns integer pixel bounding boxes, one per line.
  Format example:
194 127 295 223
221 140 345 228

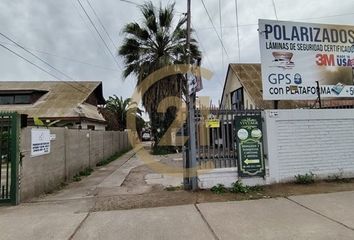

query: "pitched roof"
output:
223 63 354 109
0 81 106 122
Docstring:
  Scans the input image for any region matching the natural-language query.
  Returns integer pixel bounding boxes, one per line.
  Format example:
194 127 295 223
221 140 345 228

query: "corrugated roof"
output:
0 81 105 121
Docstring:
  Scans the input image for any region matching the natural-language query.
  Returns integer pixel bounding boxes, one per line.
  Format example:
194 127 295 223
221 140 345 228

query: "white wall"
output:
264 108 354 182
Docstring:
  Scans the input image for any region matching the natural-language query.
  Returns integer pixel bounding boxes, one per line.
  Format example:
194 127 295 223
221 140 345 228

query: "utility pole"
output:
185 0 198 191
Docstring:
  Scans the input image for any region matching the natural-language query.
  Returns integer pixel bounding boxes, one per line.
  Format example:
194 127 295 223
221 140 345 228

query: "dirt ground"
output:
92 146 354 212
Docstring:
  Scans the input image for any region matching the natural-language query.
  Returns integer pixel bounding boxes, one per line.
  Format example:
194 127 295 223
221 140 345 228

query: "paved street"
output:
1 150 354 240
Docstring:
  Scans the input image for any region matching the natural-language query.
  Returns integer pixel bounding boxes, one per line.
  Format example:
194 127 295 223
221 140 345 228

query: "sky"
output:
1 0 354 106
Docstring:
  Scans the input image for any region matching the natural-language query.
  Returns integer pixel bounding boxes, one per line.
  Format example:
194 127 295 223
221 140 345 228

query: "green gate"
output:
0 112 20 205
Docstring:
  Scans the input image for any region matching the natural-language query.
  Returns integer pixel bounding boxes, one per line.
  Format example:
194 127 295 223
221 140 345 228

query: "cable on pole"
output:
200 0 230 59
77 0 122 71
234 0 241 62
0 43 88 94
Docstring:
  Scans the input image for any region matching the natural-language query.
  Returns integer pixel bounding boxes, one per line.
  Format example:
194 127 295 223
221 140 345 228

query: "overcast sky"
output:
1 0 354 105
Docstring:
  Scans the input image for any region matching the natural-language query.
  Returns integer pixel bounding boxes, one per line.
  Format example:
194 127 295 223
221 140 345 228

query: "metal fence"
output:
195 107 262 169
0 112 19 205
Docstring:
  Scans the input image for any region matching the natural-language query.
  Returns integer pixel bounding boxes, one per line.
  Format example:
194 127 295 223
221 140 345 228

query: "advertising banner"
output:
259 19 354 100
234 114 265 177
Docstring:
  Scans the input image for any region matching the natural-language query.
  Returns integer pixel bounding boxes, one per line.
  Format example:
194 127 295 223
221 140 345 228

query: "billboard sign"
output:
259 19 354 100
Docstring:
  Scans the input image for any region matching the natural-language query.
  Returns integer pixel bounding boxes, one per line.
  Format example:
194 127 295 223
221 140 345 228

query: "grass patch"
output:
230 180 250 193
96 148 132 167
326 172 351 183
210 181 264 195
295 172 315 184
211 184 228 194
73 174 81 182
151 146 176 155
79 167 93 176
73 167 93 182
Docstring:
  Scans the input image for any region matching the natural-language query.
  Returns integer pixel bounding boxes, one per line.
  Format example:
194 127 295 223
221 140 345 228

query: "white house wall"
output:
264 108 354 182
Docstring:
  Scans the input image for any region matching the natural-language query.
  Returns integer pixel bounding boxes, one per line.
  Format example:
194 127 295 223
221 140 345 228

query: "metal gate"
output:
195 107 262 169
0 112 20 205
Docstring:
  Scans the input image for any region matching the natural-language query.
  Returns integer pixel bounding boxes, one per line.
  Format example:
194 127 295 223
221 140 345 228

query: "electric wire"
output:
234 0 241 62
272 0 279 20
200 0 230 59
219 0 224 69
195 12 354 30
0 32 92 92
0 43 88 94
76 0 122 70
86 0 118 50
0 40 119 72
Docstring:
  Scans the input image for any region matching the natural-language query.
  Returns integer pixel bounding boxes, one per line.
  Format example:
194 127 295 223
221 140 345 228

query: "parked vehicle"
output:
142 132 151 141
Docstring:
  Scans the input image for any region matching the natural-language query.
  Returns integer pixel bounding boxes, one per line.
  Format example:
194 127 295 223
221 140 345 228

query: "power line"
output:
272 0 279 20
119 0 139 6
195 12 354 30
0 43 88 94
0 32 92 92
0 40 119 72
219 0 224 69
0 32 74 81
234 0 241 62
200 0 230 59
192 27 215 73
86 0 118 50
76 0 122 71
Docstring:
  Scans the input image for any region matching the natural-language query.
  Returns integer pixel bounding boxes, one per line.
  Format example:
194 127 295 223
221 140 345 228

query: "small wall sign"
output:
31 128 51 157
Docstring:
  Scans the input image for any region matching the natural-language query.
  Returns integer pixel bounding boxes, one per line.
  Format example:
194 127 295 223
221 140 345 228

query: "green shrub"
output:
248 185 264 192
79 167 93 177
326 172 350 183
73 174 81 182
211 184 227 194
295 172 315 184
96 147 131 167
230 180 250 193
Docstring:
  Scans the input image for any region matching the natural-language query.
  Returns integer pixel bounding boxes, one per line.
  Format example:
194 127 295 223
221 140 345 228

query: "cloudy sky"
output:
1 0 354 105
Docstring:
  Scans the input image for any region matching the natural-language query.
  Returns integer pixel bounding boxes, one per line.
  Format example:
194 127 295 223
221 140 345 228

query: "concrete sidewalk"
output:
0 191 354 240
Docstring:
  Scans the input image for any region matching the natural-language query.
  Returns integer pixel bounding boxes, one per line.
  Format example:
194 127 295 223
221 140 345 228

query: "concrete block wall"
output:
20 127 130 201
264 109 354 183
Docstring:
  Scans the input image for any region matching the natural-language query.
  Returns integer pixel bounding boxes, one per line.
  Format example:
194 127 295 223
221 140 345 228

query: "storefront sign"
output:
259 19 354 100
235 115 265 177
31 128 51 157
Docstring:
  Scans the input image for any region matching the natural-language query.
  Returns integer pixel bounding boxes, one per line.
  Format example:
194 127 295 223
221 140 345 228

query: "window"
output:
87 125 95 130
15 95 31 104
0 94 31 105
231 88 244 110
0 96 14 104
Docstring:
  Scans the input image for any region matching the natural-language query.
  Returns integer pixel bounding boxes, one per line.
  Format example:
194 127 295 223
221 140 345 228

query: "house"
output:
0 81 106 130
220 63 354 109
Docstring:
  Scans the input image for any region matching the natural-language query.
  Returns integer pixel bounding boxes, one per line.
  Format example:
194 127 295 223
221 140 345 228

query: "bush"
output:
79 168 93 176
211 184 227 194
96 148 131 166
151 146 176 155
230 180 250 193
295 172 315 184
326 172 350 183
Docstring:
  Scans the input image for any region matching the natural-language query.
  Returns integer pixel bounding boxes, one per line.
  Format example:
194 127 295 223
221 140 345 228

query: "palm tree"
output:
119 1 201 148
102 95 143 131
